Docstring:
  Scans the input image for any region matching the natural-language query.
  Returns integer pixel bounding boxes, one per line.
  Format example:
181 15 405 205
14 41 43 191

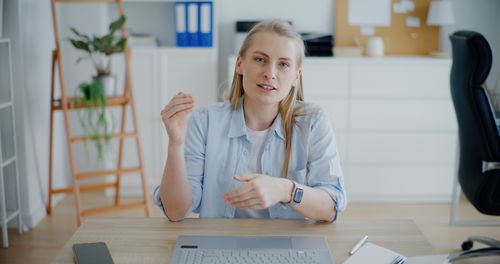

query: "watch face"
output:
293 187 304 203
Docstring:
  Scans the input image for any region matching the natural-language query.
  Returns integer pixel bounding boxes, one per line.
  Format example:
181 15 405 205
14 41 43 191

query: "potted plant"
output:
75 81 111 160
69 15 127 97
69 15 126 160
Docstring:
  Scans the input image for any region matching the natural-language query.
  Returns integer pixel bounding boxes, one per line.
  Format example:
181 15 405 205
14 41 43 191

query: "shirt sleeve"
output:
153 109 207 219
306 108 347 222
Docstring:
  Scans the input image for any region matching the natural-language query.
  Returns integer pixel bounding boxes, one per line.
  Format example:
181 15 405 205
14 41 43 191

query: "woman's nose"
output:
263 65 277 80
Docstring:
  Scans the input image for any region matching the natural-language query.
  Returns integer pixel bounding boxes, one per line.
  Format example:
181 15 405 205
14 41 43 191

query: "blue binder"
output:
187 2 200 46
175 2 188 47
199 2 213 47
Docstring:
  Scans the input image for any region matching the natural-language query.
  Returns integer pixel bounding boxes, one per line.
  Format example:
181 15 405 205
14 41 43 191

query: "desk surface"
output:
52 218 434 263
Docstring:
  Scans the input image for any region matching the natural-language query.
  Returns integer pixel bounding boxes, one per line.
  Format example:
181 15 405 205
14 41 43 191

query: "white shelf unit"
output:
228 56 456 202
0 38 23 248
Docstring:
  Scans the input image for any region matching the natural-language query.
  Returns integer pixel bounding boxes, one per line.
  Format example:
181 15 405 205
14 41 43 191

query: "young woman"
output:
154 20 346 222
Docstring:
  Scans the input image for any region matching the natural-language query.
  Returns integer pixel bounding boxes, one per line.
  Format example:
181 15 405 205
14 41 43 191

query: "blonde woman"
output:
155 20 346 222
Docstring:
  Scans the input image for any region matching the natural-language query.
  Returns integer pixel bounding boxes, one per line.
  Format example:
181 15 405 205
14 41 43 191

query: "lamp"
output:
427 0 455 56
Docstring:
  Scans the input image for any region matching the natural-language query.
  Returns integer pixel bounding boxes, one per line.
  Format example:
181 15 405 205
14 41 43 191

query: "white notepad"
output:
343 242 404 264
406 254 450 264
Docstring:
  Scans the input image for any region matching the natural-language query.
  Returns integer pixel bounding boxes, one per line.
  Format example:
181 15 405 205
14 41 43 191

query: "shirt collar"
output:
227 97 285 141
228 100 247 138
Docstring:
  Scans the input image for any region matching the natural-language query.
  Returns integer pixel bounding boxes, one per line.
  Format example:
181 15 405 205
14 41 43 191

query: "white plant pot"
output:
365 37 385 57
93 75 117 97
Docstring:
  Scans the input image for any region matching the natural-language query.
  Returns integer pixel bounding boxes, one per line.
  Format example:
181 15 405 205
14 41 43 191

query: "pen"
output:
349 235 368 255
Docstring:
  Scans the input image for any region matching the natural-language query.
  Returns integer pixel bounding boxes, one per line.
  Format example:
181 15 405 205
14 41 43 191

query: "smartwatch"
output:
292 182 304 204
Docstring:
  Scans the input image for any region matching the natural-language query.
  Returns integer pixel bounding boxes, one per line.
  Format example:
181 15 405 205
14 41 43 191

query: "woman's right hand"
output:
161 92 194 146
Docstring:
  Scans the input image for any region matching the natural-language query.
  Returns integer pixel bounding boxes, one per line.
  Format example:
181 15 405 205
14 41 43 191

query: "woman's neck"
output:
243 98 279 131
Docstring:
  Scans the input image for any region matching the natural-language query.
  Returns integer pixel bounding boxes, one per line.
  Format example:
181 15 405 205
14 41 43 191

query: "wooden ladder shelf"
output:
48 0 151 226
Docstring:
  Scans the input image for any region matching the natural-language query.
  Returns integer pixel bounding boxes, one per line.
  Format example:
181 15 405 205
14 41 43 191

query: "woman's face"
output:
236 31 301 107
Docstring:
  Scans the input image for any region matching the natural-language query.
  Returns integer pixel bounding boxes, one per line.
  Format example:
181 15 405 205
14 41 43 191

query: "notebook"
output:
170 235 334 264
343 242 405 264
406 254 450 264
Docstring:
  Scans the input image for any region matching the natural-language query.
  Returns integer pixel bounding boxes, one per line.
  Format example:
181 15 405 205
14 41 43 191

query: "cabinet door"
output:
347 165 454 202
112 49 163 193
350 61 452 98
131 50 163 190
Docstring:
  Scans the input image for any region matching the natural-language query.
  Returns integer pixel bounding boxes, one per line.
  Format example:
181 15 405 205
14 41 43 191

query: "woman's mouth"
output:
257 83 277 91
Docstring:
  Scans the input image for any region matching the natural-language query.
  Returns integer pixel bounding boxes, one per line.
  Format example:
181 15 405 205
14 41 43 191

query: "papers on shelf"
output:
128 34 158 48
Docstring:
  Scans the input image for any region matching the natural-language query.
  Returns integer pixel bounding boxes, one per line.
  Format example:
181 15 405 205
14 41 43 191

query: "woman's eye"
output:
254 57 265 63
280 62 290 69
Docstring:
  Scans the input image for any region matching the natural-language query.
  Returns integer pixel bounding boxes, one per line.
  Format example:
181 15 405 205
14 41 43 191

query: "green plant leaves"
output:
68 15 128 74
75 81 112 160
69 39 90 52
69 27 90 42
109 15 126 33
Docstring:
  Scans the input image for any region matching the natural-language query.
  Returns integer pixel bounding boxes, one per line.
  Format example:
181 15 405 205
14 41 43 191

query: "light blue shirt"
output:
154 100 347 221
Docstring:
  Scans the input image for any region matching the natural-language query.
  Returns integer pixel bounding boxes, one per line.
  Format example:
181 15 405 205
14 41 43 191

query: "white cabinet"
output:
229 56 455 202
306 57 456 202
114 48 217 195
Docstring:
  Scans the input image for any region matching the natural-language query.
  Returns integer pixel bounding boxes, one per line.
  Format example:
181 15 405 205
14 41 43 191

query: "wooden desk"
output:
52 218 434 263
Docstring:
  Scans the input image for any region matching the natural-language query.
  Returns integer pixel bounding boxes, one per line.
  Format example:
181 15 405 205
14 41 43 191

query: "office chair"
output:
448 30 500 261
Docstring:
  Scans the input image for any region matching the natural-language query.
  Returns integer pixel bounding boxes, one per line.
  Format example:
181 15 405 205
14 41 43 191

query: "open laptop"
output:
170 235 334 264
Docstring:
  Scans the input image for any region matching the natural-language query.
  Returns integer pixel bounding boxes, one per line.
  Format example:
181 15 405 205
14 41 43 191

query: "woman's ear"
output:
235 56 243 75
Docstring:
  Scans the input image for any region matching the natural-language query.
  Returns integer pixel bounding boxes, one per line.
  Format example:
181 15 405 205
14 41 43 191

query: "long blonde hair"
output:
229 20 305 178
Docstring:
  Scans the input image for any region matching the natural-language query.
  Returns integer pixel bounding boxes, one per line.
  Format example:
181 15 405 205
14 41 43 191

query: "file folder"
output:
187 2 200 46
199 2 213 47
175 2 188 47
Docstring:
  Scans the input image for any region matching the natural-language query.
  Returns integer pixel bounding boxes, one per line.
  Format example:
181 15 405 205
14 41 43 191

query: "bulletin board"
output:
335 0 439 55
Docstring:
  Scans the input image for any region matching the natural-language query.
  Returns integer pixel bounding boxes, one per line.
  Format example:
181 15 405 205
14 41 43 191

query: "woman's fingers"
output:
224 185 255 204
230 198 262 210
224 183 252 202
162 96 194 112
162 101 194 119
161 94 194 120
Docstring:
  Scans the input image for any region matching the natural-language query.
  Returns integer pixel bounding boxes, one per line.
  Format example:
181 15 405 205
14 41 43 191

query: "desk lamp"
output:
427 0 455 57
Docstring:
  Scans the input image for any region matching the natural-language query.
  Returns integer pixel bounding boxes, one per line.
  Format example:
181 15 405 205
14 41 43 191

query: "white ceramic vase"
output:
93 75 117 97
365 37 385 57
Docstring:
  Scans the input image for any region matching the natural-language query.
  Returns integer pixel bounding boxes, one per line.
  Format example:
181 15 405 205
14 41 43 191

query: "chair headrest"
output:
449 31 492 85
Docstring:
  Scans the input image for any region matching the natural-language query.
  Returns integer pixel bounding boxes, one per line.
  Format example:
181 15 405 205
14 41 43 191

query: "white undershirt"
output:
234 127 271 218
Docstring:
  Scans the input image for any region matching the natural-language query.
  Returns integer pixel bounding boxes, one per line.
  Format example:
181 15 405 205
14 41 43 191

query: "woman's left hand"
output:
224 174 293 210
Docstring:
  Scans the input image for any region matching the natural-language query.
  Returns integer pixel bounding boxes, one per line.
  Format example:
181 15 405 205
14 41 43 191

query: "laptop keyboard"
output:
175 248 324 264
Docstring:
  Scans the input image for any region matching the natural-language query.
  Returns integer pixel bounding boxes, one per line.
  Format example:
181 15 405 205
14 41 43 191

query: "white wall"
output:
442 0 500 106
216 0 334 99
4 0 68 228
